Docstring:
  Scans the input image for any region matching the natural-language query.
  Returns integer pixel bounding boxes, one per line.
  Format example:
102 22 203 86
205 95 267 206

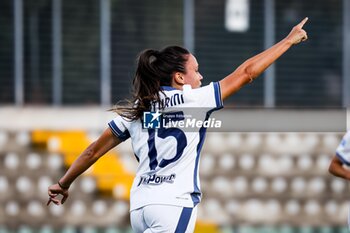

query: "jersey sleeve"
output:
335 131 350 166
183 82 223 111
108 115 131 141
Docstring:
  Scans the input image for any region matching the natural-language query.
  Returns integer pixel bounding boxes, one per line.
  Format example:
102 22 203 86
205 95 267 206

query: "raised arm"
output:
47 128 121 205
219 17 308 100
328 155 350 180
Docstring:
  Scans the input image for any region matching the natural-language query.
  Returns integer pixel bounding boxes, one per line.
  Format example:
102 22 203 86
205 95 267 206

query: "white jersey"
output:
108 82 223 211
335 131 350 165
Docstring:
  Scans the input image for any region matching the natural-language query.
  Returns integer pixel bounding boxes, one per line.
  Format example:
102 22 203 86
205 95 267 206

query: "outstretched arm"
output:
328 155 350 180
219 17 308 100
47 128 121 205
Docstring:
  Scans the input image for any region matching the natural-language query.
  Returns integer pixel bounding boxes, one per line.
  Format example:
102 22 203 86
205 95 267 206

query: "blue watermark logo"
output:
143 110 162 129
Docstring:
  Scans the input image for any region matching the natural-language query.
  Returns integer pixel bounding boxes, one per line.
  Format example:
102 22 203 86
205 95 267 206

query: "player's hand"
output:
47 183 69 206
286 17 308 45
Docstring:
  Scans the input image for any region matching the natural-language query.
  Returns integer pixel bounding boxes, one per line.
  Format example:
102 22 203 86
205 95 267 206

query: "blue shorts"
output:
130 204 197 233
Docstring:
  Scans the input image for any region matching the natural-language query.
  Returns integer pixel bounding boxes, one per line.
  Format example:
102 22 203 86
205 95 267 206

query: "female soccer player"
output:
48 17 308 233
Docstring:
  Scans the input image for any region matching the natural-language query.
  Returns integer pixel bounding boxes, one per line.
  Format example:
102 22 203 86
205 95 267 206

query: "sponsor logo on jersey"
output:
137 173 176 186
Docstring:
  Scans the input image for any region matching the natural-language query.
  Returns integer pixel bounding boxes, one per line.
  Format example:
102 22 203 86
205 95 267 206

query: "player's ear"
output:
173 72 185 85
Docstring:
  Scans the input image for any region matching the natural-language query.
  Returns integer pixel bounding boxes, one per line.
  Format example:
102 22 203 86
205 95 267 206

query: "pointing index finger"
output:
298 17 309 28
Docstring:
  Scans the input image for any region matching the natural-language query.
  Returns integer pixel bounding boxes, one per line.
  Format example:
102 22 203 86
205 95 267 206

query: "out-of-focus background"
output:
0 0 350 232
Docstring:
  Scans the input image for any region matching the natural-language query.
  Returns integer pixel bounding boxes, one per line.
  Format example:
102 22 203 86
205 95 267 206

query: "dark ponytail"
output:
112 46 190 120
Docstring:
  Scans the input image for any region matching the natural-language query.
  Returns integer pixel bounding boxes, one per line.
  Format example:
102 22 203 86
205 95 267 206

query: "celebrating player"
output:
48 18 308 233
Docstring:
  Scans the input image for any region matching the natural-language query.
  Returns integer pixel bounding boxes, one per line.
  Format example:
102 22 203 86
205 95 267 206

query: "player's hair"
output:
112 45 190 120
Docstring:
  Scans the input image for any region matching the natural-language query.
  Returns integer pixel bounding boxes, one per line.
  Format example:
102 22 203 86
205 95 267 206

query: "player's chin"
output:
192 82 201 89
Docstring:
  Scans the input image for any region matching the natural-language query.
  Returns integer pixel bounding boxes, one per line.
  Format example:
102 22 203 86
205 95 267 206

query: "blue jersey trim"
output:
336 152 350 166
174 207 193 233
108 120 130 141
161 86 177 91
213 82 224 109
190 87 223 205
191 125 206 205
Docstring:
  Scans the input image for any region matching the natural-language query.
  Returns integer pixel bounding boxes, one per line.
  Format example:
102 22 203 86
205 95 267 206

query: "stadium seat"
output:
242 199 265 223
291 177 307 194
206 133 226 154
4 152 19 170
80 176 97 194
304 200 321 216
271 177 288 193
200 153 215 175
251 177 268 193
284 133 303 154
316 154 332 172
25 152 42 170
330 178 346 193
322 134 340 153
284 199 301 216
69 200 87 217
16 131 30 147
225 133 243 151
239 154 255 171
258 154 279 175
113 184 128 199
27 200 46 218
276 156 294 173
46 153 64 171
37 176 54 199
202 198 229 224
232 176 249 195
110 201 129 219
303 134 320 153
48 203 65 217
225 199 241 217
265 199 282 219
218 153 235 171
297 156 313 171
16 176 36 199
265 133 283 153
119 152 138 173
324 200 338 217
92 200 108 216
211 176 232 197
245 133 263 151
5 201 20 217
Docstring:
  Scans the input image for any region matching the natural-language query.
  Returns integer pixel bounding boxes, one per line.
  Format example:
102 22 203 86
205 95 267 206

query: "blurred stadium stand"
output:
0 122 350 232
1 0 350 232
